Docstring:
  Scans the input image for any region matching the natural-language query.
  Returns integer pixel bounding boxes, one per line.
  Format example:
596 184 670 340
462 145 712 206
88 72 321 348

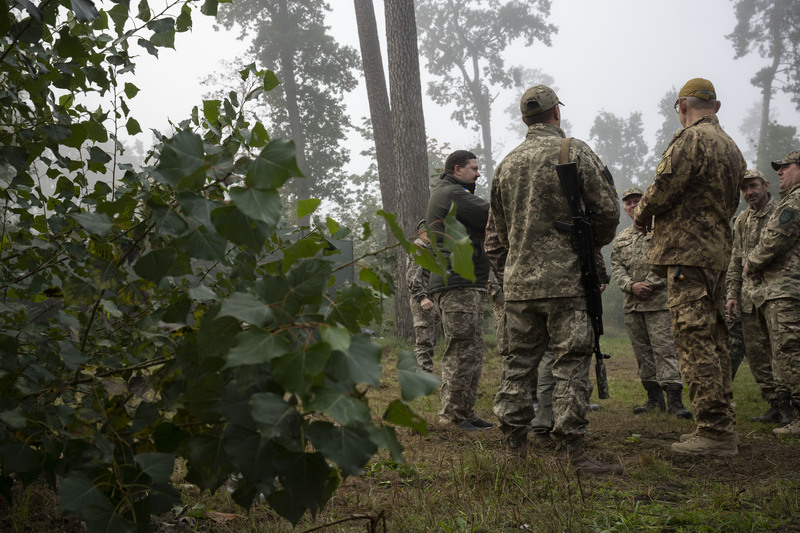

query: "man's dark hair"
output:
522 107 556 126
444 150 477 175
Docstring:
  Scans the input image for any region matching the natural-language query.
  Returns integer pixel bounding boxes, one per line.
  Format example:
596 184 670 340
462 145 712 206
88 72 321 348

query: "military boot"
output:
665 383 692 419
752 401 783 424
671 434 737 457
559 440 623 476
773 408 800 437
633 381 666 414
778 396 796 425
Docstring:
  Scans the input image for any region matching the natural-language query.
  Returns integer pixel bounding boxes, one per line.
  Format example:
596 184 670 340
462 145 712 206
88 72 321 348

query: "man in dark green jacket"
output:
426 150 492 431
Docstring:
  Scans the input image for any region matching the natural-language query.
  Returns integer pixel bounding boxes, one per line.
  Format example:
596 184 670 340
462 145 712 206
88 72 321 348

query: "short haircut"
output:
685 96 717 111
444 150 477 174
522 106 556 126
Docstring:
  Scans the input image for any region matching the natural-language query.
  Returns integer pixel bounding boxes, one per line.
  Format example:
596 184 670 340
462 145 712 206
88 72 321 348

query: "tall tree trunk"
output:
385 0 429 340
275 0 310 199
756 14 784 173
477 87 494 186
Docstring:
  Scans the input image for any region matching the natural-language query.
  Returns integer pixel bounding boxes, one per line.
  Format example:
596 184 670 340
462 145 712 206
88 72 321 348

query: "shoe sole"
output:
671 443 738 457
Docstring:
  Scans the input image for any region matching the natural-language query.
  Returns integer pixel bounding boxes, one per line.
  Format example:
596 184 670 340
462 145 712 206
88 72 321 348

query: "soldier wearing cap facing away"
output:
633 78 746 457
492 85 621 474
612 187 690 419
406 219 440 374
744 150 800 436
726 169 793 425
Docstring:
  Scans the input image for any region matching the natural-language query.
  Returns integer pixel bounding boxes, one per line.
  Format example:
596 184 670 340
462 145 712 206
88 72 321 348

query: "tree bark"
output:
385 0 430 340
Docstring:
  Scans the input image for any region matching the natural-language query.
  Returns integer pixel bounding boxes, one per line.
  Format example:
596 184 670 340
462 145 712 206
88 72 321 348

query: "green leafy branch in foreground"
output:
0 1 471 531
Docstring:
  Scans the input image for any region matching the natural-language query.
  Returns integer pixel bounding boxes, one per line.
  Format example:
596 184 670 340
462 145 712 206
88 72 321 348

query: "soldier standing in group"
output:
492 85 621 474
726 170 793 424
611 187 691 419
634 78 746 457
745 151 800 436
427 150 493 431
407 220 440 373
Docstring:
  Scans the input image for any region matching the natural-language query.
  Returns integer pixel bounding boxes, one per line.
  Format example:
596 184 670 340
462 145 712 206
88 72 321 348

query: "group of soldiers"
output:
406 77 800 475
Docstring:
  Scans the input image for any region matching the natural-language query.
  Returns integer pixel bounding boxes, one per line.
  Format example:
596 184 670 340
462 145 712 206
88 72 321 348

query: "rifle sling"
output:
560 137 572 165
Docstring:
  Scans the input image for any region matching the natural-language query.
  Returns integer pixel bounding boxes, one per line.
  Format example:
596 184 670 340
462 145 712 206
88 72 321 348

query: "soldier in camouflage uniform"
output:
492 85 621 474
427 150 493 431
633 78 746 457
407 220 440 373
725 170 793 424
611 187 690 419
745 151 800 436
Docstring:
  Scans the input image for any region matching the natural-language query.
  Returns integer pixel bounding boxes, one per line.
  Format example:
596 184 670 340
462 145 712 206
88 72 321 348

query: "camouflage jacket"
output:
426 173 490 294
634 114 745 271
490 123 619 300
407 236 432 303
746 183 800 301
725 194 777 312
484 208 507 284
611 225 668 312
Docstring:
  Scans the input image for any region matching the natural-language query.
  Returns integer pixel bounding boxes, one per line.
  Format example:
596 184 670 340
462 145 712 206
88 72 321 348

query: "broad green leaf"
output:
263 70 280 92
286 258 331 305
377 210 414 252
70 0 100 21
281 238 326 271
320 325 350 352
203 99 221 124
341 333 382 388
134 453 175 485
307 389 370 425
273 451 331 518
152 130 205 187
224 328 289 368
176 227 227 261
137 0 151 21
249 392 301 442
185 436 233 492
267 490 306 526
58 340 88 371
59 472 134 533
229 187 281 229
176 4 192 31
396 350 441 401
217 292 273 327
86 257 124 291
201 0 218 16
124 82 139 98
40 124 72 141
271 344 330 396
70 212 113 237
133 248 177 282
297 198 320 218
211 204 268 250
0 408 26 430
125 118 141 135
245 140 302 190
63 277 99 306
383 400 427 434
307 422 376 477
188 285 216 302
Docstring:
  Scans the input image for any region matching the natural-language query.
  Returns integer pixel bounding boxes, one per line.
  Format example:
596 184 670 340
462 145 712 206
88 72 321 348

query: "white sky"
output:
125 0 800 178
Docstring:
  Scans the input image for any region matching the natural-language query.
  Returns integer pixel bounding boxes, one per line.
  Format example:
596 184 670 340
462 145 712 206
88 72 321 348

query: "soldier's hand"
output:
631 282 652 300
420 298 434 311
743 262 763 281
632 216 650 234
726 298 739 321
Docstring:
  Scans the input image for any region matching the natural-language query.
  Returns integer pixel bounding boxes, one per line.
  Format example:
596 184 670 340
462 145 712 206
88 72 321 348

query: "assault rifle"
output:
553 161 611 399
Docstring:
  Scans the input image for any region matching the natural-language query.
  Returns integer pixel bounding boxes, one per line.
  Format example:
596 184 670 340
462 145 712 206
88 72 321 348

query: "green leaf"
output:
307 422 376 477
211 204 269 251
203 99 221 124
263 70 280 92
152 130 205 187
245 140 302 190
307 389 370 426
133 248 177 282
377 210 414 252
271 344 330 396
176 5 192 31
59 472 134 533
176 227 227 261
134 453 175 485
185 436 233 492
63 277 99 306
224 328 290 368
125 117 141 136
297 199 320 219
396 350 441 401
70 0 99 22
286 258 331 305
201 0 218 16
249 392 301 442
124 82 139 98
70 212 113 237
281 238 327 271
229 187 281 229
217 292 274 327
0 408 27 430
383 400 427 434
341 333 382 388
273 451 331 517
320 325 350 352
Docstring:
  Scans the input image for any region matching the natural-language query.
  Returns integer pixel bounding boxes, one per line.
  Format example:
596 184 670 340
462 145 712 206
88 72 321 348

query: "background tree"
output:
589 111 650 194
652 88 681 168
727 0 800 172
416 0 557 185
216 0 360 203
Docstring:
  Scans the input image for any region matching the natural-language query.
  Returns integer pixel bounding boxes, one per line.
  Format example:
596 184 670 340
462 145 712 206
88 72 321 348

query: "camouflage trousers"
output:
763 298 800 406
667 266 736 440
491 286 539 400
409 296 440 373
624 310 682 386
727 312 746 379
531 347 555 435
741 304 788 402
494 297 593 444
433 289 485 425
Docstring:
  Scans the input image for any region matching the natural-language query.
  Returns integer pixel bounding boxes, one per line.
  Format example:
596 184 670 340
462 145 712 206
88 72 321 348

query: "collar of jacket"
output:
440 172 476 194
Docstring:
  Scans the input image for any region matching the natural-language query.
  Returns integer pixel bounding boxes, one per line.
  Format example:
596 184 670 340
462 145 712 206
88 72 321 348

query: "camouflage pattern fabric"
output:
727 313 746 379
491 122 618 446
726 195 777 312
484 209 506 283
531 347 555 434
433 288 485 424
667 265 736 440
635 114 746 270
764 298 800 406
740 306 788 401
494 298 594 443
624 310 682 385
406 236 440 372
611 226 668 312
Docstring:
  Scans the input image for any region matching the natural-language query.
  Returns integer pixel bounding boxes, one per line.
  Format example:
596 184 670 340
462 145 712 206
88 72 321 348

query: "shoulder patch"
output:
779 208 796 225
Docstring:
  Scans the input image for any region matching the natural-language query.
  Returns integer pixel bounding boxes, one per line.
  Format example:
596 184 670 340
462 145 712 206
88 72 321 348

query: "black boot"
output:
752 400 783 424
633 381 666 414
665 383 692 419
778 396 795 425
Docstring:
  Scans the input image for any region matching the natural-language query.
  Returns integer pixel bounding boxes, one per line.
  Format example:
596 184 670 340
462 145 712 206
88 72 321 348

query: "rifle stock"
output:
554 162 611 400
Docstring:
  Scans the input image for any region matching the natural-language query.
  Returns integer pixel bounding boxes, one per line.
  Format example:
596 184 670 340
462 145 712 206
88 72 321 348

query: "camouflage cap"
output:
741 168 767 182
621 187 644 200
520 85 563 117
770 150 800 171
678 78 716 100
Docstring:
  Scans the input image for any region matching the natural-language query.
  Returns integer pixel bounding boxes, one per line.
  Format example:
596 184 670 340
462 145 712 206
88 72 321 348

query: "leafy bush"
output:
0 1 453 530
